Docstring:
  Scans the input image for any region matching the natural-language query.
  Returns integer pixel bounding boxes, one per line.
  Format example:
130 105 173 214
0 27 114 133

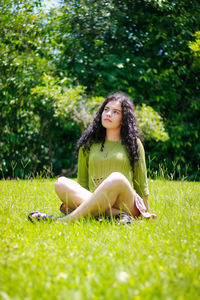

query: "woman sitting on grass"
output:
29 92 156 224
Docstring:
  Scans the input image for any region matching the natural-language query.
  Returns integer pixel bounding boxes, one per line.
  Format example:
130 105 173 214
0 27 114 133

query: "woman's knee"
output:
54 176 71 193
106 172 128 188
54 176 75 203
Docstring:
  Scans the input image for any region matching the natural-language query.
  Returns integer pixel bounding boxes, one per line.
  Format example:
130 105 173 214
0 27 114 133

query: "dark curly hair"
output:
76 91 141 172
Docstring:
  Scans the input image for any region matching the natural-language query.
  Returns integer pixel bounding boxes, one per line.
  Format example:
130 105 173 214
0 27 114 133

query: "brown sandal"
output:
60 203 72 215
60 203 67 215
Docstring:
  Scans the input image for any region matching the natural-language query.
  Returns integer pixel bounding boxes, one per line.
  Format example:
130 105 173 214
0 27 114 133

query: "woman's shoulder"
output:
79 142 100 155
136 138 145 153
136 138 143 146
78 145 90 157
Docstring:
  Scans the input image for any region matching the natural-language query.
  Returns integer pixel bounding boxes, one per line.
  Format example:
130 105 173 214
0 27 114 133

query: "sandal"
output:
28 211 58 223
114 212 134 225
60 203 72 215
95 212 133 225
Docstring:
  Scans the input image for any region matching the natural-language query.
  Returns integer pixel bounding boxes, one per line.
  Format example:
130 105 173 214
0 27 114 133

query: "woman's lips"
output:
104 118 112 122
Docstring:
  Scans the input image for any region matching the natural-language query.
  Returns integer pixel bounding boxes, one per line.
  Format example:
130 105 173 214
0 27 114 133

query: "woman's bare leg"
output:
54 176 92 210
59 172 139 223
55 176 122 217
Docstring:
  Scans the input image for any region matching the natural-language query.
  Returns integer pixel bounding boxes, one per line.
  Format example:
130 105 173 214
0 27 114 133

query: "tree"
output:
0 0 56 177
55 0 200 179
1 0 199 179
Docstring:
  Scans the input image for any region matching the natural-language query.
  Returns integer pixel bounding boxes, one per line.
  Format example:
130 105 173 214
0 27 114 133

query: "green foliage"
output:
189 31 200 78
0 0 52 177
56 0 200 179
0 179 200 299
31 75 169 141
31 74 87 130
0 0 80 178
0 0 199 179
136 104 169 142
189 31 200 54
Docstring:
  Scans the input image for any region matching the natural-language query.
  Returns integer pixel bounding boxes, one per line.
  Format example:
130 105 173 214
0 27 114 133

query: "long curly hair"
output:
76 91 141 172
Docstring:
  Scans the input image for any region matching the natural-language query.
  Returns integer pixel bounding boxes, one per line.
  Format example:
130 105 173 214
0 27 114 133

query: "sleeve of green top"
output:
133 139 149 197
77 146 89 190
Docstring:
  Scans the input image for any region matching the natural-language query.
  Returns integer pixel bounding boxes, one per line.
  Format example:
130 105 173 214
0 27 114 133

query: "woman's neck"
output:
105 129 121 141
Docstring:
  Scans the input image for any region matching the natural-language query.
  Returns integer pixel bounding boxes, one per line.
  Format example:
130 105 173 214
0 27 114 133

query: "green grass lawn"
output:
0 178 200 300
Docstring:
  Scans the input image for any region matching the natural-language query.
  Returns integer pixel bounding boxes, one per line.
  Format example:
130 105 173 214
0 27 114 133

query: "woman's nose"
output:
106 110 111 117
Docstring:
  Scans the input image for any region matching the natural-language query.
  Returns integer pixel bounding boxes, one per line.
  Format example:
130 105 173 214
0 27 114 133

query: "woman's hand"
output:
142 195 149 211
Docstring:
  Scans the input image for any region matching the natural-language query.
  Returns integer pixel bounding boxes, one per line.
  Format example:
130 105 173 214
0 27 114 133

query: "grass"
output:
0 178 200 300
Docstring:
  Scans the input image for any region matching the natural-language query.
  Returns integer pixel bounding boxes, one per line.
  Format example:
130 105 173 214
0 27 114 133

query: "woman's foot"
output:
60 203 73 215
28 211 58 223
114 212 134 225
60 203 67 215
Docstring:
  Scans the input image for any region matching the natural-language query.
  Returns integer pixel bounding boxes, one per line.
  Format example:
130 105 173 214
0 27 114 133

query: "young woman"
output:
29 92 156 223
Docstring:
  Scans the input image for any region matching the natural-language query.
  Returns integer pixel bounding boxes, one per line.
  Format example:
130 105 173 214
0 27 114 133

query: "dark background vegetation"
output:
0 0 200 180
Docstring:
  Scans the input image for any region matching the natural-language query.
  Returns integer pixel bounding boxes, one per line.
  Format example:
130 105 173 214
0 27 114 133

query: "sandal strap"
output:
28 211 59 223
114 212 134 225
60 203 73 215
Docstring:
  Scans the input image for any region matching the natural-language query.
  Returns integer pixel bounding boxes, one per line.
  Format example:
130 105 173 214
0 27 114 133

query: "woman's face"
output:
101 101 122 130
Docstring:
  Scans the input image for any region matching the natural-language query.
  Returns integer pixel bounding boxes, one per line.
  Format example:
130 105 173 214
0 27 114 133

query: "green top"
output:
77 139 149 197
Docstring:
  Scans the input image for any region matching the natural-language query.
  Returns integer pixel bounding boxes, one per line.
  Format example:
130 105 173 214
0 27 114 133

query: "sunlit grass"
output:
0 179 200 299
